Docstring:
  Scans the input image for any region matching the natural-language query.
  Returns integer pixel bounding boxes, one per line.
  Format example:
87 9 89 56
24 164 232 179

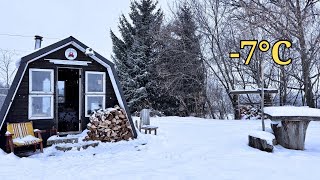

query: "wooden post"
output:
238 95 241 119
261 58 265 131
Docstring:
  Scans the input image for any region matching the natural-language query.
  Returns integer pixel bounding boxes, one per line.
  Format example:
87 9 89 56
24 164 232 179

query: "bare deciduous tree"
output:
0 49 17 87
232 0 320 107
187 0 268 118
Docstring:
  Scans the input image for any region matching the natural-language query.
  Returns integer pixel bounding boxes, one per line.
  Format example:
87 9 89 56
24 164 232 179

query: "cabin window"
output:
29 95 53 119
57 81 65 103
28 68 54 119
85 71 106 117
85 95 106 116
85 71 106 93
29 69 54 93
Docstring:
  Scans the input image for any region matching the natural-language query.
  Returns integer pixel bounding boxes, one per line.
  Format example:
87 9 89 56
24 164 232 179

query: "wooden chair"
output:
136 109 158 135
5 122 45 153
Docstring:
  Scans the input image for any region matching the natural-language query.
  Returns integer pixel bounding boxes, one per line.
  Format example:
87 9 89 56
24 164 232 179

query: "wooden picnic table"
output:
264 106 320 150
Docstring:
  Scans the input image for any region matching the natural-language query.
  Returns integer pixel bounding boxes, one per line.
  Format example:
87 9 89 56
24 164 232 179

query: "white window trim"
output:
29 68 54 94
28 95 54 120
85 95 106 117
85 71 106 94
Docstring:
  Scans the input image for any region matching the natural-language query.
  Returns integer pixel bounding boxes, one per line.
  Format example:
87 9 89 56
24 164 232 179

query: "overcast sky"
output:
0 0 173 59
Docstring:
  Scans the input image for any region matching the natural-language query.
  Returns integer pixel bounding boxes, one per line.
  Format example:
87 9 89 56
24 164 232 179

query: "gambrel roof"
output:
0 36 137 138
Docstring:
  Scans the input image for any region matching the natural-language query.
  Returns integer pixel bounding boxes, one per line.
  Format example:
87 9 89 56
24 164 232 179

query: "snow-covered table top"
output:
264 106 320 121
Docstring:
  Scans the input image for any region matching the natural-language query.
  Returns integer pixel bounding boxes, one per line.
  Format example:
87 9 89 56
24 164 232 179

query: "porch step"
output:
56 131 81 136
55 142 99 152
47 136 79 146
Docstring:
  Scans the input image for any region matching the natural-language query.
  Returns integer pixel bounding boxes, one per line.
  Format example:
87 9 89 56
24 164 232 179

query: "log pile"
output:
84 106 134 142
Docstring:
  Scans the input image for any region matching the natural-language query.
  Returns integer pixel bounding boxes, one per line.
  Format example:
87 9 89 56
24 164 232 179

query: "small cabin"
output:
0 36 137 148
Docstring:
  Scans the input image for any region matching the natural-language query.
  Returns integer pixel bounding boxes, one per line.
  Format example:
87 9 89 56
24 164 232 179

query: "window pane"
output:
86 96 104 115
31 70 52 92
58 81 65 103
87 73 104 92
31 96 52 118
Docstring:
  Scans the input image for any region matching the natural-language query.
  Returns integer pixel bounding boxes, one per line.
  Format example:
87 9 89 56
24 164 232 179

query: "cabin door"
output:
57 68 81 132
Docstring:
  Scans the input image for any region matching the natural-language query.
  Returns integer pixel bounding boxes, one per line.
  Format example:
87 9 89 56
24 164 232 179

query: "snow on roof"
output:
264 106 320 117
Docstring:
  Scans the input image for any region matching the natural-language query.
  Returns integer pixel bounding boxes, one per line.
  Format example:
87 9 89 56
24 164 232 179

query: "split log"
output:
84 105 134 142
271 120 310 150
248 135 274 153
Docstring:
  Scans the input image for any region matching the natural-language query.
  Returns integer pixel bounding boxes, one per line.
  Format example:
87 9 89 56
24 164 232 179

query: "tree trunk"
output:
271 120 310 150
296 1 315 108
204 94 215 119
279 66 287 106
231 94 240 119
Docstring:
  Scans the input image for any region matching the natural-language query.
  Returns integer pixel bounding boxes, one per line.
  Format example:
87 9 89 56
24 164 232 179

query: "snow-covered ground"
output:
1 117 320 180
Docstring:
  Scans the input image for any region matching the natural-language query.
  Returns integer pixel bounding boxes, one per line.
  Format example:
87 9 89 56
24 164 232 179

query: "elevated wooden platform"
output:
230 89 278 94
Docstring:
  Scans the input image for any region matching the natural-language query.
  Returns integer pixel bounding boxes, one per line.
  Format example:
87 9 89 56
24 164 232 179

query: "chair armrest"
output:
34 129 45 139
49 128 58 136
5 131 13 137
34 129 46 133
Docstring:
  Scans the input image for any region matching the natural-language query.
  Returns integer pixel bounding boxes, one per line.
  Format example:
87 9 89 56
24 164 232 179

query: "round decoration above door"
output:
65 48 77 60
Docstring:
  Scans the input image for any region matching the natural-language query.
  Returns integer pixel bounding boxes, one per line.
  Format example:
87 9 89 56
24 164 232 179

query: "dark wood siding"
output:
3 45 118 138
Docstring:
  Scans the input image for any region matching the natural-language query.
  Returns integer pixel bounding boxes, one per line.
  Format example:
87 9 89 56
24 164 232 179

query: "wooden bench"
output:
141 125 158 135
5 122 45 153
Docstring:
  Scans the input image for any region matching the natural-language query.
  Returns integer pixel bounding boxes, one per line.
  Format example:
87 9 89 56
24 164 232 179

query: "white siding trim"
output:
106 67 125 109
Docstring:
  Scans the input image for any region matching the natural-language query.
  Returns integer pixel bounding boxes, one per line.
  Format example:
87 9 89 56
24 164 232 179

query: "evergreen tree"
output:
156 4 206 116
111 0 163 112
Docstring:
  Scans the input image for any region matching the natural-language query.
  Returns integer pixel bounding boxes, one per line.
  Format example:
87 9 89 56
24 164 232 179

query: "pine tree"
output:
110 15 134 93
156 4 206 116
111 0 163 113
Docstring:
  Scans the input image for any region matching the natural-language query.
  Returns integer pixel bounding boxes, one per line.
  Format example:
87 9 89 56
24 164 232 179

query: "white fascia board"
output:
46 59 92 66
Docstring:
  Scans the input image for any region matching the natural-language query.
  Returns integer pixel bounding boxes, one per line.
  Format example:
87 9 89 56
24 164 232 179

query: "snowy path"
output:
1 117 320 179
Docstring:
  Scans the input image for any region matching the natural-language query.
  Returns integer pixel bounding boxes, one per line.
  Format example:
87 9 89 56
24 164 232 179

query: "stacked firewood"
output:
84 106 134 142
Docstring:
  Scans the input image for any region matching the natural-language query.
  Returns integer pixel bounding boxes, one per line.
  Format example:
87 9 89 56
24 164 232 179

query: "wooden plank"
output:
230 89 278 94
